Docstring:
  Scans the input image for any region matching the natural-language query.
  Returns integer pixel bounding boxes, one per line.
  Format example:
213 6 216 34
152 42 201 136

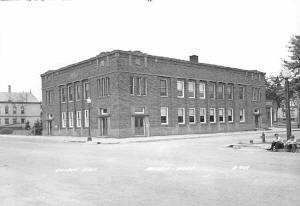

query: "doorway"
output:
135 116 144 136
99 117 108 136
254 115 260 128
48 120 52 136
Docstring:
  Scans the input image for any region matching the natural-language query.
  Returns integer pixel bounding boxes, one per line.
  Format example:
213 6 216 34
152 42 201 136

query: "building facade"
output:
0 85 41 129
41 50 266 138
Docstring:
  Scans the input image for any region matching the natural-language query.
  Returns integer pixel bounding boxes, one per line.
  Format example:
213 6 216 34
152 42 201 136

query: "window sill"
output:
161 123 168 126
177 96 184 98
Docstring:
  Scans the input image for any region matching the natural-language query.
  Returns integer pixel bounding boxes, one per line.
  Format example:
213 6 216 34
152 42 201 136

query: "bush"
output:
33 120 43 135
0 128 13 134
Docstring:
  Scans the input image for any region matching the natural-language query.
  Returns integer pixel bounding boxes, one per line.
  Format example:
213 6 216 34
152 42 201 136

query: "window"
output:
76 111 82 128
240 109 245 122
218 108 225 123
208 83 215 99
161 107 168 125
100 108 109 115
209 108 216 123
13 105 17 114
13 118 17 124
97 77 110 97
178 108 185 124
69 112 73 128
60 87 66 103
189 108 196 124
5 105 9 114
141 77 147 96
135 107 145 114
130 76 134 95
5 118 9 125
258 89 261 101
228 108 233 123
200 108 206 123
177 80 184 98
84 110 89 127
75 84 81 101
239 86 244 100
252 88 260 101
61 112 67 128
216 84 224 99
199 82 206 99
83 82 89 99
160 79 168 97
68 85 73 102
21 118 25 124
21 106 25 114
227 85 233 100
188 81 195 98
47 90 52 104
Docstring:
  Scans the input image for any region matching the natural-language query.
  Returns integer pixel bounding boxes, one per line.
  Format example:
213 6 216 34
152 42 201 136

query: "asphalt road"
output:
0 132 299 206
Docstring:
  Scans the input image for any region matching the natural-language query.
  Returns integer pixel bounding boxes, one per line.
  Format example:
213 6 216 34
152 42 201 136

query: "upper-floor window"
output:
216 84 224 99
161 107 168 125
208 83 215 99
46 90 52 105
177 80 184 98
75 84 81 101
160 79 168 97
199 82 206 99
5 105 9 114
227 85 233 100
21 105 25 114
60 87 66 103
188 81 195 98
130 76 147 96
68 85 73 102
239 86 244 100
13 105 17 114
83 81 89 100
252 88 261 101
97 77 110 97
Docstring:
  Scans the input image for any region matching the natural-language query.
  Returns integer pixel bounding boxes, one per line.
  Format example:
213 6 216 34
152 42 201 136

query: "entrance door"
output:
100 117 108 136
135 116 144 136
48 120 52 136
255 115 259 128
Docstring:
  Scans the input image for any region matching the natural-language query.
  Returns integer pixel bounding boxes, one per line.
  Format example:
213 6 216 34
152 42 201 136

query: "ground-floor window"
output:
200 108 206 123
13 118 17 124
240 109 245 122
178 108 185 124
228 108 233 122
69 112 74 128
5 118 9 125
218 108 225 123
21 118 25 124
189 108 196 124
76 111 81 128
84 110 89 127
209 108 216 123
161 107 168 125
61 112 66 128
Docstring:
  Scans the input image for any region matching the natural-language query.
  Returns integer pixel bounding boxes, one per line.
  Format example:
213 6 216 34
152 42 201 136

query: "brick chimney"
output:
8 85 11 101
189 55 198 63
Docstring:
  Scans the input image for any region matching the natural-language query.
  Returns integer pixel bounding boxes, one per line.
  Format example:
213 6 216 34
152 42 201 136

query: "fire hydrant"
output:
261 132 266 143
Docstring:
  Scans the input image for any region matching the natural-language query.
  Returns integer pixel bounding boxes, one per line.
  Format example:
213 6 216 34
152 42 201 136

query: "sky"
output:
0 0 300 101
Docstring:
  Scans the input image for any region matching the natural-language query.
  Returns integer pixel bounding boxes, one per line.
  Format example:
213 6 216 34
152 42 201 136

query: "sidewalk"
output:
0 127 291 144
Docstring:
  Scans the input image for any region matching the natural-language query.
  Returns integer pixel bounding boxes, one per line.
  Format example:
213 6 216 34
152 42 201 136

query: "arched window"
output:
5 105 9 114
21 106 25 114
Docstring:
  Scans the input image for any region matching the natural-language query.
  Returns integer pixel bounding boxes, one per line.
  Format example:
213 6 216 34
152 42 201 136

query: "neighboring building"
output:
0 85 41 128
41 50 266 138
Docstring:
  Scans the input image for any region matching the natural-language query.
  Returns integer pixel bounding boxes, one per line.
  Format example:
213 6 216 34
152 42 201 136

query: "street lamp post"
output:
282 68 292 139
86 97 92 141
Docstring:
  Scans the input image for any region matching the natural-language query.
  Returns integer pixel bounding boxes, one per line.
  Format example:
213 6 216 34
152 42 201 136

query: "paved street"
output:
0 131 300 206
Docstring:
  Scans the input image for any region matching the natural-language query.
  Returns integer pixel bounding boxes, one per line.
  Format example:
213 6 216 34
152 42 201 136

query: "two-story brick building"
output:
41 50 266 138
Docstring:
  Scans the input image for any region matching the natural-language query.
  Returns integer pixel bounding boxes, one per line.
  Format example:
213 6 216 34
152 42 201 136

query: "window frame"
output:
189 108 196 124
76 111 82 128
217 84 224 99
199 82 206 99
188 81 196 98
218 108 225 123
227 108 234 123
208 83 215 100
199 108 206 123
209 108 216 123
84 109 89 127
178 108 185 124
227 84 233 100
68 84 73 102
60 86 66 103
160 107 168 125
239 108 245 123
61 112 67 128
69 112 74 128
160 79 168 97
177 80 185 98
239 86 244 100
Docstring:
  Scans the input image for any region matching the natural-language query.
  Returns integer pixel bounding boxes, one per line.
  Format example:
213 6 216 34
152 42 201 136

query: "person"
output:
285 135 297 152
270 134 284 151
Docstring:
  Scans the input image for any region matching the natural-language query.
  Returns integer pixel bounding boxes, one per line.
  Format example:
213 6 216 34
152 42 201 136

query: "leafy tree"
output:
265 76 285 108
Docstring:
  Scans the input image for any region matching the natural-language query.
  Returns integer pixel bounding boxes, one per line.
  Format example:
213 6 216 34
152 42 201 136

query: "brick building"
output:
0 85 41 129
41 50 266 138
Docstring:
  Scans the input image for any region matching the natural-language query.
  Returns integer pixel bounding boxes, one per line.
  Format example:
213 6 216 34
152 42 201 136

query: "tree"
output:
265 76 285 108
25 121 31 130
33 120 43 135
